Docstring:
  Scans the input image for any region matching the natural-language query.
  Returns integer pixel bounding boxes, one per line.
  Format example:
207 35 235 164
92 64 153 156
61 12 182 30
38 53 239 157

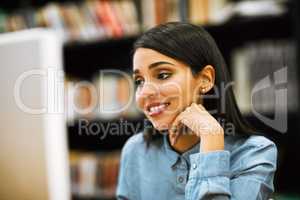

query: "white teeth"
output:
149 103 169 114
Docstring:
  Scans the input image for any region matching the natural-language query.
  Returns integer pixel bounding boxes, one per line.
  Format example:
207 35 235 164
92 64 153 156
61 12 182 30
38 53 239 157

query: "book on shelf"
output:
0 0 289 42
65 72 142 124
93 72 142 120
70 150 120 198
141 0 181 30
140 0 229 30
0 0 140 42
231 39 297 115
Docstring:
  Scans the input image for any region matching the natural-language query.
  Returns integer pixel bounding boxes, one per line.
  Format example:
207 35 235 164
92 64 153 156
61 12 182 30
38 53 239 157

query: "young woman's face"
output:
133 48 206 131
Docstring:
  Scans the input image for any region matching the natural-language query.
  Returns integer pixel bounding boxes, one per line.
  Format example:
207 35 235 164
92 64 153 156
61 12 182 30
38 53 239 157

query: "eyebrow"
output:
133 61 174 75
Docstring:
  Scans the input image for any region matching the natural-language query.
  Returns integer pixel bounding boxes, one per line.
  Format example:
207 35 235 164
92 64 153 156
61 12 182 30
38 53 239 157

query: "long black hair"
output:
133 22 257 145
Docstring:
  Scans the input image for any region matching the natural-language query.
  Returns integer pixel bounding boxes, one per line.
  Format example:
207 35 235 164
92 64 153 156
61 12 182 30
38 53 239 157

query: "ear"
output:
195 65 215 93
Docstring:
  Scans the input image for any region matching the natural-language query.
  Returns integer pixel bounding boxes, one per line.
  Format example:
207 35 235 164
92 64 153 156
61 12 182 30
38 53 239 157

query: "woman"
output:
116 22 277 200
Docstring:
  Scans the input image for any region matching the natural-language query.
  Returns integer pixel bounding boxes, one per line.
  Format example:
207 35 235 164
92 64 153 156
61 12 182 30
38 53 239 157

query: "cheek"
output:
161 79 193 102
159 83 181 100
135 93 143 110
134 80 193 111
134 83 180 111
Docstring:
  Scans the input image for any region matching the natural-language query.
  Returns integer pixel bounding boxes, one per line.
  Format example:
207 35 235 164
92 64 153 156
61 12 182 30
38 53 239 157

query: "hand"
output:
169 103 224 153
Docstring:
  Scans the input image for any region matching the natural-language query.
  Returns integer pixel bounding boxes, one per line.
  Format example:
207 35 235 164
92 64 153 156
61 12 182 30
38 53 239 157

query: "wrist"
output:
199 132 224 153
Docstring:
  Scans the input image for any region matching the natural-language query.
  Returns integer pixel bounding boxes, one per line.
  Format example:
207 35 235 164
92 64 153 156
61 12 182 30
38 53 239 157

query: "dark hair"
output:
133 22 257 146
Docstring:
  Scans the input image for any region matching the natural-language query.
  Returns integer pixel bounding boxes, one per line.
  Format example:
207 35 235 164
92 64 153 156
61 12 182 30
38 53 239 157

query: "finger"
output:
170 104 197 145
171 123 184 145
170 112 182 134
170 104 199 145
170 123 180 146
192 102 205 112
169 113 183 145
169 125 178 142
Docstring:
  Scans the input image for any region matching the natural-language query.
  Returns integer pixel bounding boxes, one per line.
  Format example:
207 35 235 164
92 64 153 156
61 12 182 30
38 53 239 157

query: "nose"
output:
138 82 159 99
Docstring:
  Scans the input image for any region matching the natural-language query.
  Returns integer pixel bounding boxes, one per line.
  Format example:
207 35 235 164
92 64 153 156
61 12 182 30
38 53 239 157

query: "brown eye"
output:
134 78 144 87
157 72 171 80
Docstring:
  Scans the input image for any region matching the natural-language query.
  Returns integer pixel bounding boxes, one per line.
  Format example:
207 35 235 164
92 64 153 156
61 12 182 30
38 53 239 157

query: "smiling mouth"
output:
147 102 171 117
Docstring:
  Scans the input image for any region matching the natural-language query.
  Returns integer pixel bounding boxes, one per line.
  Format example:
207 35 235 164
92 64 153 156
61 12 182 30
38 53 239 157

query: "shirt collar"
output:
162 133 200 168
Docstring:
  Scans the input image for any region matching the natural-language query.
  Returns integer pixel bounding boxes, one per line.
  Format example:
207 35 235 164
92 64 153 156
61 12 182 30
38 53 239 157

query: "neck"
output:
168 129 200 153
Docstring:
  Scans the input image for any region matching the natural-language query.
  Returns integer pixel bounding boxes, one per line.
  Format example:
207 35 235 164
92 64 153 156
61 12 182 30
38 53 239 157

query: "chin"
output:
148 117 173 132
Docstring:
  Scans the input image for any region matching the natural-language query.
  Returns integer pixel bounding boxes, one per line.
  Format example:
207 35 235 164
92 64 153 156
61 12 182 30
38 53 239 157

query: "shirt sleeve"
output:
185 139 277 200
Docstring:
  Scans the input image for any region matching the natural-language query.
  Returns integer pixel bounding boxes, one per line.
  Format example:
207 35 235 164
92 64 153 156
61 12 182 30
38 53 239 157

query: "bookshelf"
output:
0 0 141 42
1 0 299 199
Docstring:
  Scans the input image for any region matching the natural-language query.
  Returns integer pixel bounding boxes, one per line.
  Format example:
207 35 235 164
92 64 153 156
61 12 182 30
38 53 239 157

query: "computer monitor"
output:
0 29 70 200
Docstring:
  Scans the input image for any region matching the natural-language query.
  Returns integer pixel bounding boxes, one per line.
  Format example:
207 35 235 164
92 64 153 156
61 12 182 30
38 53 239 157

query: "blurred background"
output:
0 0 299 199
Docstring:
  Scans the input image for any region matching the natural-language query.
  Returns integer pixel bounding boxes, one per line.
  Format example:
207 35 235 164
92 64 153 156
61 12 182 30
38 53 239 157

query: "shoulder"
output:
225 135 277 166
121 132 146 158
120 132 164 166
225 134 277 171
225 134 277 153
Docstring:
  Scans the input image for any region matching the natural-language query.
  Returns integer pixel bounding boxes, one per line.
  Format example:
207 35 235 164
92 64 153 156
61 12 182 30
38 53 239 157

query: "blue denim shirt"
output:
116 132 277 200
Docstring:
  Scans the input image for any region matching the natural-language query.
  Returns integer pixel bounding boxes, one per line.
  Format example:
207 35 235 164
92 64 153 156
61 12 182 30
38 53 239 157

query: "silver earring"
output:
201 88 206 93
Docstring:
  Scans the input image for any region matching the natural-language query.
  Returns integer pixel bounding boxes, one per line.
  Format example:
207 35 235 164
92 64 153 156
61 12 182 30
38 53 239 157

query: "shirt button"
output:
178 176 184 183
192 163 197 169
